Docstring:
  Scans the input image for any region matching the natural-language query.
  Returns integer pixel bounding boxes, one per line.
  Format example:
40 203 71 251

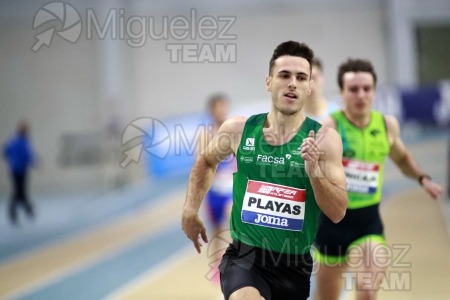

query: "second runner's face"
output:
211 99 228 125
341 71 375 118
310 65 324 97
266 56 311 115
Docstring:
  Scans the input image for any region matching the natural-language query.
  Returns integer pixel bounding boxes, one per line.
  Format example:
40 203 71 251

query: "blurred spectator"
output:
3 121 36 225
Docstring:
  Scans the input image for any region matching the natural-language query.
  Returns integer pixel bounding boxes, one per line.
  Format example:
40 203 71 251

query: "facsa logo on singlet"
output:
256 154 287 165
243 138 255 151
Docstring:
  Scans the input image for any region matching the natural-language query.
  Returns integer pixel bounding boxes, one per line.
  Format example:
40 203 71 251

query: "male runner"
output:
304 58 339 122
182 41 348 300
313 58 443 300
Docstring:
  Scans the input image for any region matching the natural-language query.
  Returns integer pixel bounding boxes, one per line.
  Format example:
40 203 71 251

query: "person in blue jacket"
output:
3 121 36 225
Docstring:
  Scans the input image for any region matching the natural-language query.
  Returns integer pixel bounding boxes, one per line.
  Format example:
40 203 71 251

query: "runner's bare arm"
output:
321 116 336 130
196 121 217 155
386 115 442 199
303 126 348 223
182 116 246 253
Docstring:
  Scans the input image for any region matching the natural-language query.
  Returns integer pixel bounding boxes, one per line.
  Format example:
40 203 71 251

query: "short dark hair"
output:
312 58 323 72
337 58 377 90
207 93 229 111
269 41 314 76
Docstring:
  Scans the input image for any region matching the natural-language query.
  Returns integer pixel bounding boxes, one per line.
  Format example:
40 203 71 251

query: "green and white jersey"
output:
331 110 390 209
231 113 322 254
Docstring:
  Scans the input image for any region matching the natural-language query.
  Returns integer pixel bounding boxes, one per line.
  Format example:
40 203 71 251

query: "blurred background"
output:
0 0 449 299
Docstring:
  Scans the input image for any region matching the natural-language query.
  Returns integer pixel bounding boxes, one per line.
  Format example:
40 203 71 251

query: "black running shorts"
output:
220 240 313 300
314 203 385 265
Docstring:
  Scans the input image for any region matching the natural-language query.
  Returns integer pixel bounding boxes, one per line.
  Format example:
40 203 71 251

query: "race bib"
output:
241 180 306 231
343 158 379 194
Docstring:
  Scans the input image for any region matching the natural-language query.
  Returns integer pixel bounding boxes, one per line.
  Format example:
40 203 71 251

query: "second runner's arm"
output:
386 115 442 199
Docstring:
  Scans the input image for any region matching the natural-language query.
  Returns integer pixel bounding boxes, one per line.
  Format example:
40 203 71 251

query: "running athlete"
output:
304 58 339 122
305 58 340 298
313 59 443 300
182 41 348 300
200 94 236 283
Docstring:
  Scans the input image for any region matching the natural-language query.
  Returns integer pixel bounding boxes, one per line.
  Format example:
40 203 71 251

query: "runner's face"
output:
266 56 311 115
341 72 375 118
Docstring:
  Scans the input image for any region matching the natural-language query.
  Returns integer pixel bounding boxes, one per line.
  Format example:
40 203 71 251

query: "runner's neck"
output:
264 111 305 145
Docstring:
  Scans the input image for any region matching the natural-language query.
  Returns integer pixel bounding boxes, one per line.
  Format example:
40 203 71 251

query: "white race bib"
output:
343 158 379 194
241 180 306 231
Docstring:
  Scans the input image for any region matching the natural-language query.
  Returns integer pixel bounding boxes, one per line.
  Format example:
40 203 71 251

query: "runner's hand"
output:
182 209 208 253
301 130 320 176
421 177 442 200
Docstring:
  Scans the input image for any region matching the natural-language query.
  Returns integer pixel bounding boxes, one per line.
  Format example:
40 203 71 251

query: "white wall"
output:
0 0 137 194
386 0 450 86
132 0 387 119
